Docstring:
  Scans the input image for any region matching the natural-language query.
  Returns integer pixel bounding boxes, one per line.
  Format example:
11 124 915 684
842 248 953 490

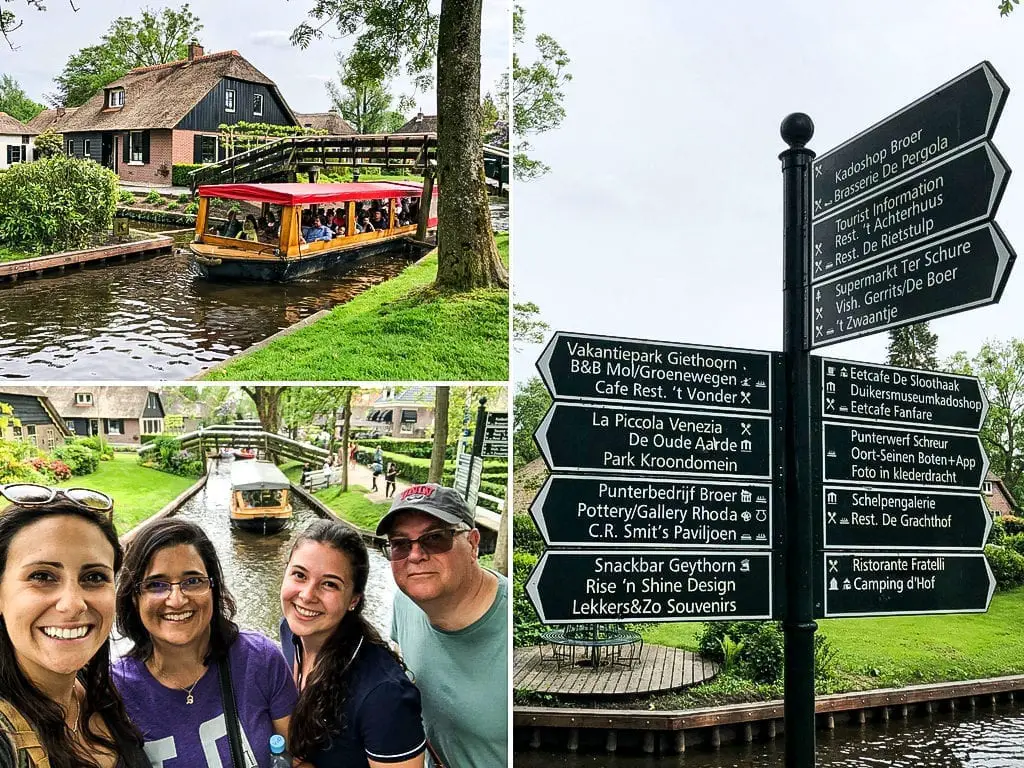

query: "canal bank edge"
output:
288 481 385 547
515 673 1024 754
118 471 210 546
0 235 174 283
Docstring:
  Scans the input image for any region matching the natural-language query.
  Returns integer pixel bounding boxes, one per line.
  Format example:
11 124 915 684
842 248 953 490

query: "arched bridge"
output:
139 425 329 466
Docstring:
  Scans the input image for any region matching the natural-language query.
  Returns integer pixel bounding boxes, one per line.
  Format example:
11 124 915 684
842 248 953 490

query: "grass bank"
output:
0 246 39 263
516 587 1024 709
57 453 198 534
282 462 390 530
202 233 509 381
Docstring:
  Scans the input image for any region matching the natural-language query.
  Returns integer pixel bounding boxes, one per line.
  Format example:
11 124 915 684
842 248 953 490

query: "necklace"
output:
67 692 80 735
181 672 204 705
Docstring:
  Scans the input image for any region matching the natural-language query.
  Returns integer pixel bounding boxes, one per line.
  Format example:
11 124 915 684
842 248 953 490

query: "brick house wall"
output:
118 129 174 186
172 129 203 165
986 481 1019 517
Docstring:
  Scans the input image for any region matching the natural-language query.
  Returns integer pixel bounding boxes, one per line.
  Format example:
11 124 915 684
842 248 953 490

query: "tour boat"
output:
229 460 293 534
189 181 438 281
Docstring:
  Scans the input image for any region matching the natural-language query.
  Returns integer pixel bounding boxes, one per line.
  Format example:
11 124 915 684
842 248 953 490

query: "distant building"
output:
40 387 166 445
294 110 355 134
352 386 435 438
395 112 437 134
26 106 78 134
985 472 1020 517
0 387 72 451
0 112 37 169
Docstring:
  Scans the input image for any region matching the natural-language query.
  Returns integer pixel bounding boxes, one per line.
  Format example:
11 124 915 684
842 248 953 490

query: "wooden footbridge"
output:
189 133 509 191
139 425 329 466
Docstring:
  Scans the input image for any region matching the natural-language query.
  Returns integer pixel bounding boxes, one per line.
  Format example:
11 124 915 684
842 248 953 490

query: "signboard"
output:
810 223 1016 348
820 486 990 550
812 142 1009 282
820 552 995 617
820 422 988 491
537 332 775 413
816 357 987 431
535 402 773 480
530 475 773 548
453 453 483 508
812 61 1008 219
525 550 774 623
479 412 508 458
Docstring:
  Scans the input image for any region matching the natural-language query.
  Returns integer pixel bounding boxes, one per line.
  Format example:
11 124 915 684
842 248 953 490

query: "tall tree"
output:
429 386 450 484
339 387 355 491
947 339 1024 503
51 5 203 107
241 386 286 436
1000 1 1018 15
0 74 43 121
292 0 508 291
886 323 939 369
327 53 409 134
506 4 571 180
513 301 550 353
513 377 551 468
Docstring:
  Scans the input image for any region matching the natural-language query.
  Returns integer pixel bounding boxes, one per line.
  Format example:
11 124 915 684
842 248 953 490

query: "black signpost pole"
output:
781 113 816 768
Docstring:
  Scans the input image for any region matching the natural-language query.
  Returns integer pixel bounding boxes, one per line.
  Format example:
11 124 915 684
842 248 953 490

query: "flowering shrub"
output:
28 457 73 482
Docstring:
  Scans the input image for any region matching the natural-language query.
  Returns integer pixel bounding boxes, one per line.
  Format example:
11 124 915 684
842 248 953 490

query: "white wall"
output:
1 134 34 169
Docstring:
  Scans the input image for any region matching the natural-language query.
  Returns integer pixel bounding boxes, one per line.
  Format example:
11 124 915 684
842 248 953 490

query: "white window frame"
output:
129 131 143 163
252 93 263 117
983 481 994 495
105 419 124 436
12 425 22 441
142 418 163 434
67 139 74 156
225 88 236 113
8 145 22 163
83 139 91 157
66 420 76 432
26 425 36 442
200 135 218 164
75 392 93 405
108 89 124 108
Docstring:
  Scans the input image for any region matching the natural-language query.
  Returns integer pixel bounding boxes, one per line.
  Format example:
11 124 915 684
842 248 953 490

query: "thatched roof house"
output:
395 112 437 134
0 111 37 168
39 386 166 444
0 387 71 451
294 110 355 134
27 107 78 134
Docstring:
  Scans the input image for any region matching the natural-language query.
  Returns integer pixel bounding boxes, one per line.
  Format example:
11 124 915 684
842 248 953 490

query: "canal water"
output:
167 459 396 639
515 703 1024 767
0 201 508 380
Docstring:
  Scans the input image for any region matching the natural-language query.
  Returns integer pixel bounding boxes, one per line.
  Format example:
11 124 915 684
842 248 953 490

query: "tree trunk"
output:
341 388 353 492
429 387 450 483
434 0 508 290
493 506 509 576
241 386 285 461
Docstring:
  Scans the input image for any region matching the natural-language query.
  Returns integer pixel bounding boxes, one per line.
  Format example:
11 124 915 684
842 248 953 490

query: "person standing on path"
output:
370 459 383 493
384 463 398 498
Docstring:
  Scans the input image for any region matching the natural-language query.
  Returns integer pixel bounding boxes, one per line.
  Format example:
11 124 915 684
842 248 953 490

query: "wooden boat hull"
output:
230 515 291 534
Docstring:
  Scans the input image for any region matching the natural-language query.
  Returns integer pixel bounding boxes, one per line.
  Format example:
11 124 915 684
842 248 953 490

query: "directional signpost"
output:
479 411 508 458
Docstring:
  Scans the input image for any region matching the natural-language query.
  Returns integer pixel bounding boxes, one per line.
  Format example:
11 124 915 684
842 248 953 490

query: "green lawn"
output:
57 453 198 535
202 233 509 381
281 462 390 531
0 246 39 263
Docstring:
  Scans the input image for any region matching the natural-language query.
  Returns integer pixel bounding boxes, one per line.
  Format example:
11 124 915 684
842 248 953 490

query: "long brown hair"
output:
286 520 398 759
0 502 143 768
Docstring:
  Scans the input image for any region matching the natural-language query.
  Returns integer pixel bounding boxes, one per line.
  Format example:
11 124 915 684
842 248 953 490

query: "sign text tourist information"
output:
526 550 774 623
820 552 995 617
535 402 773 479
820 486 991 550
820 422 988 491
812 142 1009 282
537 332 775 413
810 223 1016 347
815 357 988 431
479 412 508 458
812 61 1007 220
530 475 774 548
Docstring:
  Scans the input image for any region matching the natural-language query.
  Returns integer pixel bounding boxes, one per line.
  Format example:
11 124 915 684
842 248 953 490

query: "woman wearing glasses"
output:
0 484 149 768
112 518 298 768
279 520 425 768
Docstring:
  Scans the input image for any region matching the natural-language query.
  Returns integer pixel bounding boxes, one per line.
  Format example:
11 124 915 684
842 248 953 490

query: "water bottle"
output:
269 734 291 768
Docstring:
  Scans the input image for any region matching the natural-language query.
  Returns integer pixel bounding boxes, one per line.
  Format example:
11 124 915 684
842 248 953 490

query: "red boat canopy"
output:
197 181 431 205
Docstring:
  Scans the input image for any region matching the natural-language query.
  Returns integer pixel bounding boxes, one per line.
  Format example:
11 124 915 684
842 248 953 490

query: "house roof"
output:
0 388 71 435
987 471 1020 513
59 50 298 133
372 386 436 408
27 108 78 134
395 113 437 133
0 112 37 136
294 111 355 134
38 386 159 420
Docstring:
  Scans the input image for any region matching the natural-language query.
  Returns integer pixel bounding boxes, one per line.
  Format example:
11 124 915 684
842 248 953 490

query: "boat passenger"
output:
302 216 334 243
367 209 388 232
259 212 279 239
218 211 242 238
112 519 298 768
0 487 150 768
237 215 259 242
279 520 426 768
331 211 347 236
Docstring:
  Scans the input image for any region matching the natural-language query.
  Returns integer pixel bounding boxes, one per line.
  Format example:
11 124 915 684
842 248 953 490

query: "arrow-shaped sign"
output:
820 552 995 618
534 402 773 480
525 550 775 624
819 486 991 550
536 332 774 413
820 422 989 491
810 223 1016 349
813 61 1008 219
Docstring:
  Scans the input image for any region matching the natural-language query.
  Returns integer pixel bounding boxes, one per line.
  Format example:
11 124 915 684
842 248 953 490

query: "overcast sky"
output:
512 1 1024 385
0 0 508 115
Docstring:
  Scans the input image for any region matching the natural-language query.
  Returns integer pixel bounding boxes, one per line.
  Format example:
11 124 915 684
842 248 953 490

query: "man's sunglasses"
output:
0 483 114 520
382 527 469 561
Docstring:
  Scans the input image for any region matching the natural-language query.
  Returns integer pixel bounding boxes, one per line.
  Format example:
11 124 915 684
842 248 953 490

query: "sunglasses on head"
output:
382 527 469 561
0 483 114 521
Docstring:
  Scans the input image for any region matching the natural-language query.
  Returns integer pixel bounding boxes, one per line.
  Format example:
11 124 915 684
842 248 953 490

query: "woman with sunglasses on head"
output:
0 484 149 768
279 520 425 768
112 518 298 768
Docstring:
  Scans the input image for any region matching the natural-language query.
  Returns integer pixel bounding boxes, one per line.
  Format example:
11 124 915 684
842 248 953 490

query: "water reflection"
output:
0 202 508 380
515 704 1024 767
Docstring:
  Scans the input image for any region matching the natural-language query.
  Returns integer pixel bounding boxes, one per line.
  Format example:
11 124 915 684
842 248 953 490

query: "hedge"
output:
355 438 452 461
172 164 205 187
115 207 197 226
353 447 505 500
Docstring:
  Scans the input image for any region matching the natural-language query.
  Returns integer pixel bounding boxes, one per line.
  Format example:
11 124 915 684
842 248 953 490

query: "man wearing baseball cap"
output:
377 483 508 767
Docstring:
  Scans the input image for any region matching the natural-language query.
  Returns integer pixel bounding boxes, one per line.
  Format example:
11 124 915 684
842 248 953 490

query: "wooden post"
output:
347 201 355 238
196 197 209 236
415 165 436 243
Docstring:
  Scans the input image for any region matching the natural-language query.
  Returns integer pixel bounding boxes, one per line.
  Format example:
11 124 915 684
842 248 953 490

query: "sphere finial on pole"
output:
781 113 814 148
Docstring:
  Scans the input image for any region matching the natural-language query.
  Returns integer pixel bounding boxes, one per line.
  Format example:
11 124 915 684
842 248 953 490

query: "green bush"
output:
1002 515 1024 536
0 155 118 254
184 201 199 214
118 190 136 205
984 544 1024 591
698 621 784 684
72 436 113 460
513 551 547 647
141 436 203 477
144 190 163 205
52 443 100 476
33 129 63 159
988 516 1007 545
172 163 205 187
176 192 192 204
166 202 180 210
0 438 48 484
1004 533 1024 557
513 514 544 556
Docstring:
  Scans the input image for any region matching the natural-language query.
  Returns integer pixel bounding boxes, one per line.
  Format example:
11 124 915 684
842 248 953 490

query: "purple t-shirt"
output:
112 631 298 768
